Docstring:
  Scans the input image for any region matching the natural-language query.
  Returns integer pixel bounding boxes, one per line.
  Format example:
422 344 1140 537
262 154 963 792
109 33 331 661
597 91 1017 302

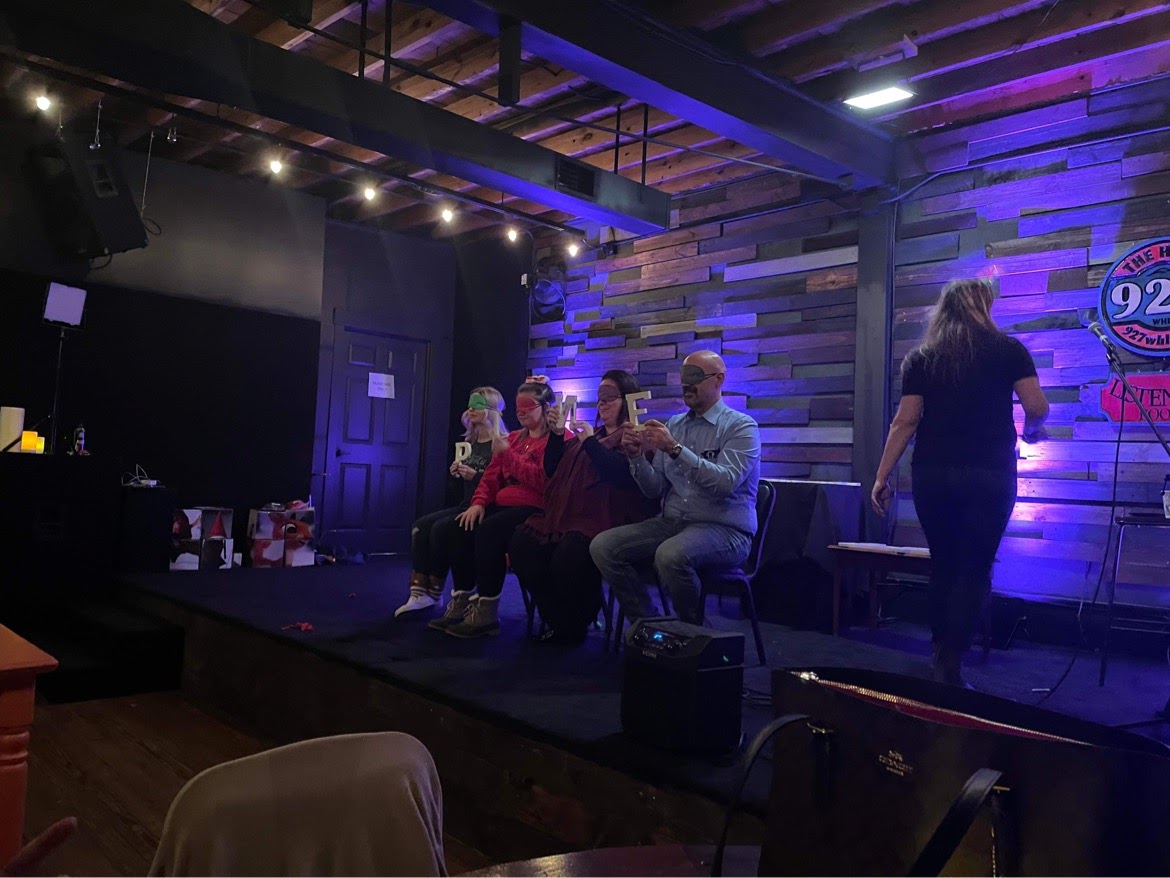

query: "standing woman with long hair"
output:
395 387 509 617
871 279 1049 686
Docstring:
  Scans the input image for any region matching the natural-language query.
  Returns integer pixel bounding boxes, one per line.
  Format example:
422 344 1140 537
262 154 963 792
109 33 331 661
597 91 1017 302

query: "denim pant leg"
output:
654 522 753 624
590 517 680 621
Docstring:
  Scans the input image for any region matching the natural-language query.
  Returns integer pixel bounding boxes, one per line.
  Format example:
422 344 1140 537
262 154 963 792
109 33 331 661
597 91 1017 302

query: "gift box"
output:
170 537 234 571
248 507 315 540
174 507 234 541
285 536 314 568
250 537 285 568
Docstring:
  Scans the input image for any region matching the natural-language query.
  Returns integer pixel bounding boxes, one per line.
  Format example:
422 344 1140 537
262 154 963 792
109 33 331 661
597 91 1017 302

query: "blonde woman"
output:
395 387 508 617
871 279 1049 686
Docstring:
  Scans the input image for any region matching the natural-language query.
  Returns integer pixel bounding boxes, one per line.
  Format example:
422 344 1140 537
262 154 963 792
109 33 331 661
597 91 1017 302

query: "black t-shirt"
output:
901 332 1037 470
461 439 495 505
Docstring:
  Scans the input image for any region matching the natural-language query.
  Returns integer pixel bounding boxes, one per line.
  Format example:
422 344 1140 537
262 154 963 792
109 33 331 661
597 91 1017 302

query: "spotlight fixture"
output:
363 186 377 201
166 127 178 144
440 208 454 223
34 95 51 112
843 86 914 110
507 228 518 242
269 158 283 174
567 243 579 257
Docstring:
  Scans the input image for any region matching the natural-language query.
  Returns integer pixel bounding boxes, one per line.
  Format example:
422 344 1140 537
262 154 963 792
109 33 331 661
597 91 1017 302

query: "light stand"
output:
1093 331 1170 722
41 282 87 456
49 326 66 455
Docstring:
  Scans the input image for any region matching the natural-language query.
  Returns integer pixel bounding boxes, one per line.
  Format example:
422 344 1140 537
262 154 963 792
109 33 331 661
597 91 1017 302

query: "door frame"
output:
318 308 433 554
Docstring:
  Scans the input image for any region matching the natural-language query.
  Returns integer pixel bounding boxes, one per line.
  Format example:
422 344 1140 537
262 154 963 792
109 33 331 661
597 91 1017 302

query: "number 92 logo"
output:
1099 239 1170 357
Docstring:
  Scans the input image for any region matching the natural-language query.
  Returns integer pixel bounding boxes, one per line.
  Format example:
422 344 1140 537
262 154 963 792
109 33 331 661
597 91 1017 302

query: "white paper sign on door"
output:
368 372 396 399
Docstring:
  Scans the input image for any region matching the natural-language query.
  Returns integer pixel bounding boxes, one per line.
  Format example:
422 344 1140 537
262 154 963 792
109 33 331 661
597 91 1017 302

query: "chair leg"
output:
741 583 767 666
614 606 625 654
602 589 615 651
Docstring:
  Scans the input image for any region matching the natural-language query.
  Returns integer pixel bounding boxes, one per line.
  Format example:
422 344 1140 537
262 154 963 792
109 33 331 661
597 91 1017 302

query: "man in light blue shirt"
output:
590 350 761 624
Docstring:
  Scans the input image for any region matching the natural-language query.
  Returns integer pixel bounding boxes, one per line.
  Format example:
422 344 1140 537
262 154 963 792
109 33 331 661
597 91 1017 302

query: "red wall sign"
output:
1099 374 1170 423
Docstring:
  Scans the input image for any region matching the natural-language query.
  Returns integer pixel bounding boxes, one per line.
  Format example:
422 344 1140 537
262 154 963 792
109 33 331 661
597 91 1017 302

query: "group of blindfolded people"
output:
396 350 763 644
394 279 1049 687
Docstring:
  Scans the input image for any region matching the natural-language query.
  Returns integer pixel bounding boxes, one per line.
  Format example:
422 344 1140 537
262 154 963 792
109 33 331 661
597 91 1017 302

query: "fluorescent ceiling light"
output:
844 86 913 110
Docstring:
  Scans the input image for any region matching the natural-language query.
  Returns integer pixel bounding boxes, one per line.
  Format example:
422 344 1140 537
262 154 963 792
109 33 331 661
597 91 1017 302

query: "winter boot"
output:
427 590 474 631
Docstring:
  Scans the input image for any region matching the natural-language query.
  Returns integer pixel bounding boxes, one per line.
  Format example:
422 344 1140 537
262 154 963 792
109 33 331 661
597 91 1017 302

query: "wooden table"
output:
828 544 932 636
0 625 58 864
461 844 760 877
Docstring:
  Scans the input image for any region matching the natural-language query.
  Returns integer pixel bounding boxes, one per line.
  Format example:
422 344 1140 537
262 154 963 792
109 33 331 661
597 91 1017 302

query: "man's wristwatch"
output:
668 443 683 460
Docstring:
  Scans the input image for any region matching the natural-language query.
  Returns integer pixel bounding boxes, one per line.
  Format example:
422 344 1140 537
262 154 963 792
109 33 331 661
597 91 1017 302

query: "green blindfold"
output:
467 393 490 411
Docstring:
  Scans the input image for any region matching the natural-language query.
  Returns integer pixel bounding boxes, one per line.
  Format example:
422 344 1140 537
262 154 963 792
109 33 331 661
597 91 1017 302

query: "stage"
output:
114 557 1170 862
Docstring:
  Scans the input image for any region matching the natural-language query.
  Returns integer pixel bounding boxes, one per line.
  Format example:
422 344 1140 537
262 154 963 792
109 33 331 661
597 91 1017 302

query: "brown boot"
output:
428 590 474 631
394 571 439 618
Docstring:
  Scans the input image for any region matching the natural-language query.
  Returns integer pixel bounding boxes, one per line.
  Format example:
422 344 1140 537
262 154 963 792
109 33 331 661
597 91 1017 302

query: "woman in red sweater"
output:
430 380 554 639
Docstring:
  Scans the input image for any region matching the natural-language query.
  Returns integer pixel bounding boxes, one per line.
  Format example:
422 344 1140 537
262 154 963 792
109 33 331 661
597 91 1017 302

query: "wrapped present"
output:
249 506 315 540
285 536 314 568
170 537 233 571
250 538 285 568
174 507 234 541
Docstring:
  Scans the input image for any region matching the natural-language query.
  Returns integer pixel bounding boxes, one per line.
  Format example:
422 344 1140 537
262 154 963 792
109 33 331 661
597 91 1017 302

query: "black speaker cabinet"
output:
621 618 744 754
26 133 148 260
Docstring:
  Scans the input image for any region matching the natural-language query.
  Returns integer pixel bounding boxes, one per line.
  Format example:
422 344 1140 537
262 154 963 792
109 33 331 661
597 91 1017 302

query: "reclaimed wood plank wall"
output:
893 79 1170 603
527 78 1169 604
528 175 863 483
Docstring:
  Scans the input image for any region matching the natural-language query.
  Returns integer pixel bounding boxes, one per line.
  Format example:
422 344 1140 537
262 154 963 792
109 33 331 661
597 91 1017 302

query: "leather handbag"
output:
752 668 1170 876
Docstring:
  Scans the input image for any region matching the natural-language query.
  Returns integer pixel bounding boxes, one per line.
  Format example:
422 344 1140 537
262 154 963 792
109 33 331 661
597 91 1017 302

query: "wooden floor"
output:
24 691 489 875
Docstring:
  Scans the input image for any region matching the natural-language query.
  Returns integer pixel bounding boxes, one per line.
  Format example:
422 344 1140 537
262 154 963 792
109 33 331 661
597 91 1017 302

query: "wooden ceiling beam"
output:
803 0 1170 104
156 6 478 173
350 114 717 222
737 0 909 58
657 0 783 32
416 0 894 186
888 32 1170 133
766 0 1052 83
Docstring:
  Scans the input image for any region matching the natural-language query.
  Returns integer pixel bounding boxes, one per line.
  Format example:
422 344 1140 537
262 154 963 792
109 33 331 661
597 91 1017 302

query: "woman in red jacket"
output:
429 379 554 639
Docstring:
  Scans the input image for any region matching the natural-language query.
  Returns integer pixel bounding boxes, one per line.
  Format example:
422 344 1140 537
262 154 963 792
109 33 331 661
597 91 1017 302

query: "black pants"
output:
912 462 1017 651
410 506 463 576
509 529 599 640
448 504 539 598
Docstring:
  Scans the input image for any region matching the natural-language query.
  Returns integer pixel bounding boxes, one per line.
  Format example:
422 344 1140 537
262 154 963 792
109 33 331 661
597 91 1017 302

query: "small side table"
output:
828 545 933 636
0 625 58 864
1100 515 1170 686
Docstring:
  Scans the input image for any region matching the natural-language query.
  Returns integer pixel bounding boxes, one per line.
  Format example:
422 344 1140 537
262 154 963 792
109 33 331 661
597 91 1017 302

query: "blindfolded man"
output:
589 350 761 625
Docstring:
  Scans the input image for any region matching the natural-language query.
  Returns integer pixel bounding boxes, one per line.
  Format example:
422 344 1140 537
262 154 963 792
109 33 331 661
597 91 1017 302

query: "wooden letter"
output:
562 395 577 430
625 391 652 429
454 442 472 463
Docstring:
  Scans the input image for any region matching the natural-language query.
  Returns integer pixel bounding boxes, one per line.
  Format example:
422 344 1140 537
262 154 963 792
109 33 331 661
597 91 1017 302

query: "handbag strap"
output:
711 713 809 877
908 767 1004 877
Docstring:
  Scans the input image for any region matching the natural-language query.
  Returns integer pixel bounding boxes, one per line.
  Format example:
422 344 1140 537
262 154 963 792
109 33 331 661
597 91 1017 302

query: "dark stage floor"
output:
118 558 1170 809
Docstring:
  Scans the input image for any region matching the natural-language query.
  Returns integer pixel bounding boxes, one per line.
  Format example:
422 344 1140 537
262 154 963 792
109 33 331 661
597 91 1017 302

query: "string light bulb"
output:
507 228 518 242
441 208 454 223
567 242 579 257
35 95 51 112
363 186 377 201
269 159 283 174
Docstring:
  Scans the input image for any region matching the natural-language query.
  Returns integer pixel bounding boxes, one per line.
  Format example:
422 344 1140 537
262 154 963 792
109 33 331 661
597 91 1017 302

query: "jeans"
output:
589 516 752 624
447 504 540 598
912 463 1017 651
410 506 463 576
508 529 599 640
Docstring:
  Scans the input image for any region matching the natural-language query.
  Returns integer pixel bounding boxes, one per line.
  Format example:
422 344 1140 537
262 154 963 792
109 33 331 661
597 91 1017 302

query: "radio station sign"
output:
1099 239 1170 357
1099 374 1170 424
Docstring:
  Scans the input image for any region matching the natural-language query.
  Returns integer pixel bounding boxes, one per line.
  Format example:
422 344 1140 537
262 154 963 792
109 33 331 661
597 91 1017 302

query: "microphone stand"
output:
1095 339 1170 717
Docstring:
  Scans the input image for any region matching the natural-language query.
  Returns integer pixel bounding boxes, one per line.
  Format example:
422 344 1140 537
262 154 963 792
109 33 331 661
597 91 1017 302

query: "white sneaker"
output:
394 591 438 617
